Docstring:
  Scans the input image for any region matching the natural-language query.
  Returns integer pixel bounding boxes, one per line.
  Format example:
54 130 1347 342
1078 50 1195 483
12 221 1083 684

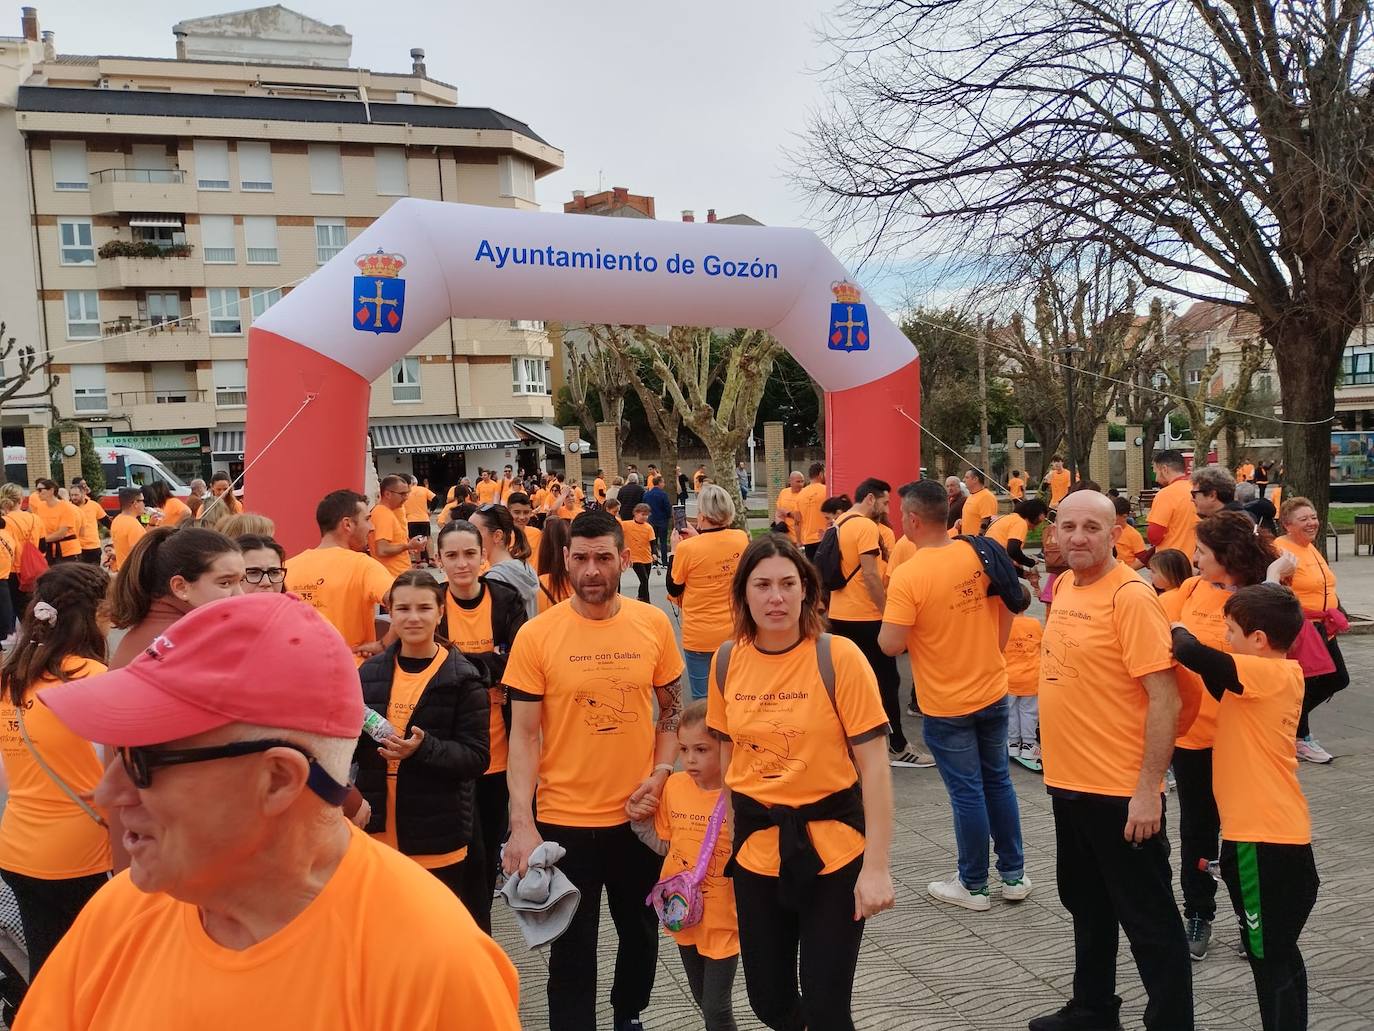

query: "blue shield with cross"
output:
354 276 406 335
828 301 870 352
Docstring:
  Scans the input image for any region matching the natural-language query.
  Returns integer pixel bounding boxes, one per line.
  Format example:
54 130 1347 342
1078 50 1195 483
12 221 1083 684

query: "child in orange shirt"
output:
1004 587 1044 772
631 701 738 1031
1112 495 1147 569
625 504 657 604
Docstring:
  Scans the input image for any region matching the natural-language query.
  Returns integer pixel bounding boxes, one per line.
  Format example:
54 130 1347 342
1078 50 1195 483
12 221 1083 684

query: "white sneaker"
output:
889 748 936 769
1000 874 1033 902
1296 736 1334 764
1007 741 1022 759
928 875 991 912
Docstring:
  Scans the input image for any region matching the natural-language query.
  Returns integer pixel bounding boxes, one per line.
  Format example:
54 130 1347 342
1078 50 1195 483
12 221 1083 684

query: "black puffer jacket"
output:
354 643 490 857
437 577 527 689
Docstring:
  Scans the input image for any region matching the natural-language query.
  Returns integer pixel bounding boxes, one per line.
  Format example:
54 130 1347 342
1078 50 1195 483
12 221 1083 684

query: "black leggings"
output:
461 771 509 934
732 858 864 1031
632 562 651 603
1297 628 1348 738
0 869 108 983
1171 746 1219 921
677 945 739 1031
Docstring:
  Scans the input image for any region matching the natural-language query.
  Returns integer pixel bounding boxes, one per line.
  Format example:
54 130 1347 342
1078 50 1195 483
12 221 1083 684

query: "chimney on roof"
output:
612 186 628 202
681 210 695 223
706 209 716 223
173 29 187 60
20 7 38 42
40 28 53 61
410 47 426 77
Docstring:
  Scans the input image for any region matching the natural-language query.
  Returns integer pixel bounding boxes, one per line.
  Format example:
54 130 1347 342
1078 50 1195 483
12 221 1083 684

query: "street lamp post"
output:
1058 344 1085 481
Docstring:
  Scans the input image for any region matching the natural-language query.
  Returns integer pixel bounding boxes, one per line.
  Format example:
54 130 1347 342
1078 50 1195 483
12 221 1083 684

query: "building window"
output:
70 364 107 412
309 144 344 194
201 215 236 263
1258 372 1274 394
132 224 184 250
1187 368 1202 386
141 292 181 327
244 216 279 264
250 287 283 322
151 364 196 404
498 155 536 202
315 219 347 264
237 141 273 191
511 356 549 395
51 140 88 191
214 359 248 407
58 219 95 265
207 288 242 335
375 146 408 196
194 139 231 190
1342 351 1374 386
391 357 421 402
509 319 546 332
64 291 100 339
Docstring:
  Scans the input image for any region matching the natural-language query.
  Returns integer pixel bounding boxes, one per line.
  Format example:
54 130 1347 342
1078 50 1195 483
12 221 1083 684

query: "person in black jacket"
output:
616 473 646 521
355 569 489 913
435 519 528 931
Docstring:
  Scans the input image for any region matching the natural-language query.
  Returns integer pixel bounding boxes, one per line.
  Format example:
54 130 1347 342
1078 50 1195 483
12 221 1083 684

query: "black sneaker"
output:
1186 915 1212 961
614 1018 645 1031
1028 999 1124 1031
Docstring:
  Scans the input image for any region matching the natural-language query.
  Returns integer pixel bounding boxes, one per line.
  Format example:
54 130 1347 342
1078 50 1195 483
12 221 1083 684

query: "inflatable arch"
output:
247 198 920 555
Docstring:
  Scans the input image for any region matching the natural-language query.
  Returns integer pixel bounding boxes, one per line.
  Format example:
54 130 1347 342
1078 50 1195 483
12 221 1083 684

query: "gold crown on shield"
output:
831 280 862 304
355 250 407 278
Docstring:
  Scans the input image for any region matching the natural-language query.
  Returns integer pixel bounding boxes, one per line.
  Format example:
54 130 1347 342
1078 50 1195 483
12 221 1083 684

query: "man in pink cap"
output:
16 592 519 1030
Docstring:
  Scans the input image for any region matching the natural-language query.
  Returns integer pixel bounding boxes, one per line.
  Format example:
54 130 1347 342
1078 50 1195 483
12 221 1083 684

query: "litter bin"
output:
1355 513 1374 557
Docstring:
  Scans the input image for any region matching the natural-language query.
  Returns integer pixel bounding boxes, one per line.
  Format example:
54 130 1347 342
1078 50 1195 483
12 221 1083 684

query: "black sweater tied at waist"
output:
726 782 865 907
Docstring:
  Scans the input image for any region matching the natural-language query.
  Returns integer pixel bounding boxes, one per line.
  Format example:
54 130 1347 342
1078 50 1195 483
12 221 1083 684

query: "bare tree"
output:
1164 320 1269 463
562 330 628 445
0 321 58 409
1116 301 1184 482
804 1 1374 520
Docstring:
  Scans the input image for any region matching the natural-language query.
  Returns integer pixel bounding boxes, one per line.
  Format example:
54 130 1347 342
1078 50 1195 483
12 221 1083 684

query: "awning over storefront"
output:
370 420 523 455
514 420 592 453
211 429 244 457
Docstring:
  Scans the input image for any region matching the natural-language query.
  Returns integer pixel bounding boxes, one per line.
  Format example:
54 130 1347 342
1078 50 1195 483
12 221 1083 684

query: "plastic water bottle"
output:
361 708 397 743
1197 857 1222 882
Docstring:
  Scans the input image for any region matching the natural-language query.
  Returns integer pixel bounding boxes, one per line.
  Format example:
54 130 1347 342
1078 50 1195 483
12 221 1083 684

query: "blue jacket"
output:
645 487 672 526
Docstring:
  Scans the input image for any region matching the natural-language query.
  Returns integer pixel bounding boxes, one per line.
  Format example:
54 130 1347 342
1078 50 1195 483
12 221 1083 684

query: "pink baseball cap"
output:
40 592 364 746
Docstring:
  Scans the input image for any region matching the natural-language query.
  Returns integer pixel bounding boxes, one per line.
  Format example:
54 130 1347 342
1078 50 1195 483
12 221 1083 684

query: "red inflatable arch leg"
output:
826 357 922 523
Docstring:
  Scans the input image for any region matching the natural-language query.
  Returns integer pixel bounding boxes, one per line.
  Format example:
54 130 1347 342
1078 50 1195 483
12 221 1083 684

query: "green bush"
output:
97 240 193 259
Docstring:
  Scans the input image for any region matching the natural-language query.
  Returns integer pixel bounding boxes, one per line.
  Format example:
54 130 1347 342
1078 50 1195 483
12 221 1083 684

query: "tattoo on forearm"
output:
656 677 683 733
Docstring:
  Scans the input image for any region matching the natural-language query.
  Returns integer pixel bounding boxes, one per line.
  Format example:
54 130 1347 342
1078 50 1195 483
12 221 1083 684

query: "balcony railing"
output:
109 390 208 406
215 389 248 408
91 168 187 185
101 316 201 337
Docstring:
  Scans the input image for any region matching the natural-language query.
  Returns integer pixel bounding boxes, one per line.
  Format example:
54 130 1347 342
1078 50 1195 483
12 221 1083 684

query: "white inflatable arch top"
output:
247 199 920 552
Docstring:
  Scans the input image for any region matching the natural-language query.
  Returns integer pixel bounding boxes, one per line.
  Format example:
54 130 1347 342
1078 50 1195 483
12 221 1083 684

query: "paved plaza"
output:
493 563 1374 1030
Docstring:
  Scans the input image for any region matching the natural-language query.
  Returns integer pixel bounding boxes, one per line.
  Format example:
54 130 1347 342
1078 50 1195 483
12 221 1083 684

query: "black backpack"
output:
813 513 862 592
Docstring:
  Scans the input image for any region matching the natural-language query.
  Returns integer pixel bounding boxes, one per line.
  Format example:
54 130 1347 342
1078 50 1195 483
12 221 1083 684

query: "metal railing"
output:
91 168 187 185
109 390 208 406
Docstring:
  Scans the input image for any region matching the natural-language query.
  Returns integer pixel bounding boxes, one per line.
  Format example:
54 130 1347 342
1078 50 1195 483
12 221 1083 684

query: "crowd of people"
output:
0 448 1340 1031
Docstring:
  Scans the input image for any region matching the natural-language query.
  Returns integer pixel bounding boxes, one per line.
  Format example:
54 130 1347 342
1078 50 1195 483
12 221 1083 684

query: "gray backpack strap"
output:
815 633 855 762
712 640 735 698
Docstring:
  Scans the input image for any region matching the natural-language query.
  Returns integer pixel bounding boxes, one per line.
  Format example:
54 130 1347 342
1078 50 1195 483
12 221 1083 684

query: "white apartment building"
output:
1 5 565 494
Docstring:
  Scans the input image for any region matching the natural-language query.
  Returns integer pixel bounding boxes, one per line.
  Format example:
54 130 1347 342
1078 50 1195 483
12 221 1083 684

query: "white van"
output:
3 445 190 508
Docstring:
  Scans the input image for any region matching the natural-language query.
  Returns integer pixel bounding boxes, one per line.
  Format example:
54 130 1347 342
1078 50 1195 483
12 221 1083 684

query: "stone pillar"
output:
595 422 619 479
764 421 786 498
562 426 583 486
1125 424 1144 499
59 428 81 486
1213 433 1231 472
22 424 49 488
1089 423 1110 486
1005 425 1026 479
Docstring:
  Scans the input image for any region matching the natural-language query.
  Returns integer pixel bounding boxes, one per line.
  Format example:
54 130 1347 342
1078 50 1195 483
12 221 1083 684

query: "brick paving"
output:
495 567 1374 1030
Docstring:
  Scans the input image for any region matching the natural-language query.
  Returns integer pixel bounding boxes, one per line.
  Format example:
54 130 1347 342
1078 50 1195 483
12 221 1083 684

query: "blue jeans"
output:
922 697 1024 891
651 522 670 564
684 649 713 701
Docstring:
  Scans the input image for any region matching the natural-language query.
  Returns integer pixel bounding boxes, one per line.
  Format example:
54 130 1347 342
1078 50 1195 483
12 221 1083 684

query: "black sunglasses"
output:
118 739 349 805
243 566 287 585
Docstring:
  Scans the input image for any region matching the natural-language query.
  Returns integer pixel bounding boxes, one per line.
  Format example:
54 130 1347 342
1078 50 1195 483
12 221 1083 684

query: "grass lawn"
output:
1326 505 1374 530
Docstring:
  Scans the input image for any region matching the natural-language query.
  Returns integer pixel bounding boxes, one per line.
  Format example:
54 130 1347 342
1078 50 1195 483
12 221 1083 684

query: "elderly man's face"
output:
1056 492 1120 572
93 724 311 902
1192 485 1224 517
945 478 961 499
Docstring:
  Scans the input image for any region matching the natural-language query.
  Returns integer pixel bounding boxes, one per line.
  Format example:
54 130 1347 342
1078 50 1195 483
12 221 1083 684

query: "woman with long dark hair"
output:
0 564 112 991
535 517 573 611
707 533 894 1030
471 504 538 620
1165 511 1277 962
107 527 243 668
354 570 489 908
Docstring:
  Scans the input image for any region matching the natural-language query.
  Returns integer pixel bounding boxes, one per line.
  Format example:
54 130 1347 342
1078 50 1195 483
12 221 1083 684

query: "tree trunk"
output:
706 440 749 529
1269 318 1342 530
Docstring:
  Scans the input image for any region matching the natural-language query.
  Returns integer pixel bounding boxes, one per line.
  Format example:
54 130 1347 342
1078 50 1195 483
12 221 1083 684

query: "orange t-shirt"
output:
1040 562 1176 796
670 528 749 652
521 524 543 572
797 482 828 545
0 658 111 878
1115 522 1147 565
1236 463 1254 483
1162 577 1229 749
403 486 435 524
161 496 191 527
960 488 998 534
1009 476 1026 500
475 480 500 505
16 824 520 1031
887 535 916 580
883 541 1009 717
652 773 738 959
374 649 467 869
775 488 805 541
985 513 1028 550
624 519 656 565
1047 469 1071 506
35 499 82 559
503 599 684 827
72 500 102 550
1213 654 1309 844
1275 536 1336 612
369 503 413 580
706 636 887 876
594 478 607 503
0 525 14 579
110 512 145 571
497 478 515 504
1148 477 1198 562
284 547 395 664
7 508 41 549
1004 616 1043 698
445 589 508 775
694 472 707 491
828 513 886 622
